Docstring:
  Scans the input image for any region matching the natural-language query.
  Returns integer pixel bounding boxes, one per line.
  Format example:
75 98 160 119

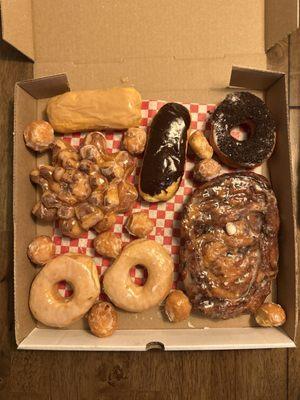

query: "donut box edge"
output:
12 65 297 349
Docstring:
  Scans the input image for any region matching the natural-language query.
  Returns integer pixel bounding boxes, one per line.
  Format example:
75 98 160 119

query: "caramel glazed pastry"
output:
180 172 279 319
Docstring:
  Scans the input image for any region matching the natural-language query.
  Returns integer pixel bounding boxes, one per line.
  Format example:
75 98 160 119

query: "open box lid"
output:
1 0 299 63
0 0 299 103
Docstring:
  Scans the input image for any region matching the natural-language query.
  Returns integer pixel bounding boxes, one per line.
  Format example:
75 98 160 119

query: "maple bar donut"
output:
29 253 100 327
139 103 191 202
210 92 276 168
47 87 142 133
103 239 174 312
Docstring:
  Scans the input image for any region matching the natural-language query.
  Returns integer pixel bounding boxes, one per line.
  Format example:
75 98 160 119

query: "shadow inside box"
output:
0 35 31 63
297 141 300 228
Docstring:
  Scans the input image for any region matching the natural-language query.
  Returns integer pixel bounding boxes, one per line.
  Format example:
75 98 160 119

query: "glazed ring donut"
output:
210 92 276 168
103 239 174 312
29 253 100 327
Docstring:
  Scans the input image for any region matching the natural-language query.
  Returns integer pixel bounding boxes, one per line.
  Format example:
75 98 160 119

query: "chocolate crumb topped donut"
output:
181 172 279 319
210 92 276 168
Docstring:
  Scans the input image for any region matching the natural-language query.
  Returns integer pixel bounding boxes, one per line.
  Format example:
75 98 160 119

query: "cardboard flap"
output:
31 0 264 63
2 0 298 63
230 66 284 90
18 74 70 99
266 76 298 341
265 0 299 50
18 327 295 351
0 0 34 60
13 85 38 344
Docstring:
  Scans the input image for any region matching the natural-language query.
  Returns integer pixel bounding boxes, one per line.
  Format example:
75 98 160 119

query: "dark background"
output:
0 21 299 400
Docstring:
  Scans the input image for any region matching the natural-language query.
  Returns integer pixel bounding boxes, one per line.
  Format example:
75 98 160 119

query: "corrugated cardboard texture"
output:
31 1 265 62
18 74 70 99
13 86 37 343
30 0 266 103
9 0 264 103
2 0 299 61
14 78 70 345
265 0 299 50
229 66 298 339
0 0 34 59
18 327 295 351
230 65 284 90
0 0 299 63
33 55 266 104
266 77 298 340
231 67 298 340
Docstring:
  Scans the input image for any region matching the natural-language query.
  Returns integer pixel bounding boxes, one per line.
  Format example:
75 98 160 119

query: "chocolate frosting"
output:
211 92 276 167
140 103 190 196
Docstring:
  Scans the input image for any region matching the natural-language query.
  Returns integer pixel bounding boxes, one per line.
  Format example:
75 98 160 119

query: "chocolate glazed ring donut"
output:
210 92 276 168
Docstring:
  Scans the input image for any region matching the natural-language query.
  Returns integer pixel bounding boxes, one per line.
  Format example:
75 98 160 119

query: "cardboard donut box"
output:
2 0 298 350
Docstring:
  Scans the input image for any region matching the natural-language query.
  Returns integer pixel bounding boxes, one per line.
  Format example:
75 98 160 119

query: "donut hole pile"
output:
30 131 138 238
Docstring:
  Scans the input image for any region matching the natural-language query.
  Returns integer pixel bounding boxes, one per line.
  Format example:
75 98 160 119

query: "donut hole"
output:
129 265 148 286
56 280 74 300
230 121 254 142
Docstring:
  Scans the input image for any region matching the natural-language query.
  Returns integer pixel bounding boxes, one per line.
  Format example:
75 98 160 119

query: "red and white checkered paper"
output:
53 100 248 298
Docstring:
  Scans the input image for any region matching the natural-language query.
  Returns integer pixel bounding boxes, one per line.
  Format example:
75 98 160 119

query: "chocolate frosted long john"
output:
139 103 191 202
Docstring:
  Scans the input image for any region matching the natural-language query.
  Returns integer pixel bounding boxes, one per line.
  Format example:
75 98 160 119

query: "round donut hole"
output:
230 121 254 142
129 265 148 287
56 280 74 300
